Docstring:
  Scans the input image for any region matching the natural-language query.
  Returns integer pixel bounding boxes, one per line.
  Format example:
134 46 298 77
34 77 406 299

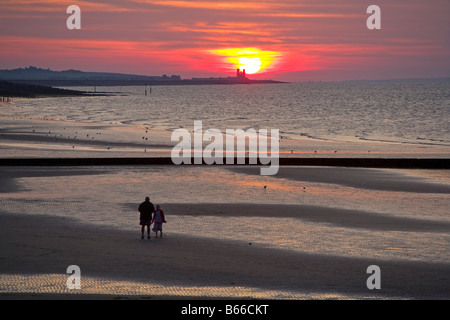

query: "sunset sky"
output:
0 0 449 81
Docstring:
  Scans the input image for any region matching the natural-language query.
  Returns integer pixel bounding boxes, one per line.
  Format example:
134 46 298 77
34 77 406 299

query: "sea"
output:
1 79 449 158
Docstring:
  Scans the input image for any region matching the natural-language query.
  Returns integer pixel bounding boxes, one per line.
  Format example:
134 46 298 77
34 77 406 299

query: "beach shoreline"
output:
2 100 450 160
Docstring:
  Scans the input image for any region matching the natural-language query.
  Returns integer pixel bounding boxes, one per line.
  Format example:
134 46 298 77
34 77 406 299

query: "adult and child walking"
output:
138 196 166 239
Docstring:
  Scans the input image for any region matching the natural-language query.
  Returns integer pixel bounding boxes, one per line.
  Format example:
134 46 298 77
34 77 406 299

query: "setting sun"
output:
238 57 261 74
212 48 280 75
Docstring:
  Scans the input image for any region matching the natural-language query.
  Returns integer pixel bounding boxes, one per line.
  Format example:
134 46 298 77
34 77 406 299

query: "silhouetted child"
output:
152 204 166 237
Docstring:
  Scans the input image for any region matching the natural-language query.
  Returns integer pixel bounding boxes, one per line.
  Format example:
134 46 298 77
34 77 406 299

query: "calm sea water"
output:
10 79 450 148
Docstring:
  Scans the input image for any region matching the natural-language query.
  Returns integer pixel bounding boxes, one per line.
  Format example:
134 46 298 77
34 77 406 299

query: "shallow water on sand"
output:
1 166 449 265
8 80 450 147
2 80 450 159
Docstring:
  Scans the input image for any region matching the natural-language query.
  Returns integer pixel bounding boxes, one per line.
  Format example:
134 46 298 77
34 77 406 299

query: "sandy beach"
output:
1 210 449 300
1 164 449 300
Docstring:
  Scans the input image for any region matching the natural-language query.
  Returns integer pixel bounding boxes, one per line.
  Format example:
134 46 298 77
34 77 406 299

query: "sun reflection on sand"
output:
0 273 382 300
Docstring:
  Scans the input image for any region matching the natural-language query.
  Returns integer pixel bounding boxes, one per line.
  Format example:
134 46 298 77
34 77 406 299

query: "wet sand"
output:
227 166 450 193
138 203 450 233
2 109 450 159
0 115 173 158
0 212 449 300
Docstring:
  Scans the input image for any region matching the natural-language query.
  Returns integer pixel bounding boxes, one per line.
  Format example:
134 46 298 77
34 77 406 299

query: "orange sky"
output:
0 0 449 81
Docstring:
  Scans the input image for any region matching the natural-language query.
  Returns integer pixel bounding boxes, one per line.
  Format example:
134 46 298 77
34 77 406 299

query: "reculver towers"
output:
236 69 246 79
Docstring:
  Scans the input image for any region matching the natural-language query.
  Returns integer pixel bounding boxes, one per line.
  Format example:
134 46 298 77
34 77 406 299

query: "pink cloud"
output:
0 0 448 81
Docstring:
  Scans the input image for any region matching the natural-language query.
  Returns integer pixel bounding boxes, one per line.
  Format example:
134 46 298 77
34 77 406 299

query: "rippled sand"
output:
1 273 374 300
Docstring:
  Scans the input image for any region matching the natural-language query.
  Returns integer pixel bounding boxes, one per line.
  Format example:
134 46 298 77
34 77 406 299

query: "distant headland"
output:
0 80 98 98
0 66 287 87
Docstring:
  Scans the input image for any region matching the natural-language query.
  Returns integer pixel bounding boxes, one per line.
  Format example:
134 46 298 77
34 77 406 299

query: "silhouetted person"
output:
138 196 155 239
152 204 166 238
